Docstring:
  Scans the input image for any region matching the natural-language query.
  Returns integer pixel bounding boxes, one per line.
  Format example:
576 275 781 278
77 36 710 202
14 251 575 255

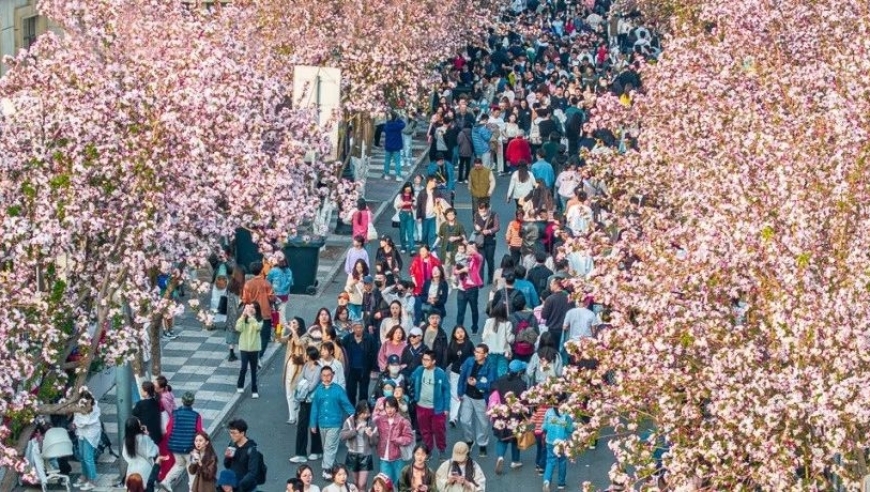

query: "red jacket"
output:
409 255 442 296
506 137 532 167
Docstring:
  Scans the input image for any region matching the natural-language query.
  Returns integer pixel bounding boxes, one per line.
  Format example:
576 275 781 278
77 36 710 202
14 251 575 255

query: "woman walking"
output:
290 347 325 464
225 265 245 362
235 303 263 398
187 431 217 492
280 316 308 424
72 390 101 491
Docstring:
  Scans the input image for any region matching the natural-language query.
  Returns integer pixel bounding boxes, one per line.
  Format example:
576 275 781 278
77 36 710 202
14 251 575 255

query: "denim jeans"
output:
455 287 480 333
379 459 405 488
259 319 272 358
543 443 567 486
402 134 413 164
321 427 342 472
79 438 97 480
399 211 415 251
237 350 259 392
489 353 508 379
535 434 546 469
495 439 520 462
384 150 402 177
421 217 437 249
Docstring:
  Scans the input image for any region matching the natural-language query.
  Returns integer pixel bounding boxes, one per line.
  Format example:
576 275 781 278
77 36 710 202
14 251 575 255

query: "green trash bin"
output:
283 237 325 296
233 230 323 296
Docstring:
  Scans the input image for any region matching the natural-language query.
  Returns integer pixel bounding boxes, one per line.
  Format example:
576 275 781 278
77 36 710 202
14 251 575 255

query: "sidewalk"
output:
20 138 430 491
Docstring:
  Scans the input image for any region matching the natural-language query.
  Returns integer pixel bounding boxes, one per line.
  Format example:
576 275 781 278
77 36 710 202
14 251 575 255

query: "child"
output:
541 399 574 492
340 401 375 491
451 243 469 289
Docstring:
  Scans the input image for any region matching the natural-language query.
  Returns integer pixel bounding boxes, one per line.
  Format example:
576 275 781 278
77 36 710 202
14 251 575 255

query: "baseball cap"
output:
387 354 401 365
363 275 374 284
451 441 469 463
409 327 423 337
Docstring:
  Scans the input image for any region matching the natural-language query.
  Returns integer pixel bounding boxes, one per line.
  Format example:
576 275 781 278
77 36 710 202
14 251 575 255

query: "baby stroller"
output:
24 427 74 492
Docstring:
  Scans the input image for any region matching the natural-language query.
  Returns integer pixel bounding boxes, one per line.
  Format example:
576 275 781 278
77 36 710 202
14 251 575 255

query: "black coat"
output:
132 397 163 444
342 332 378 375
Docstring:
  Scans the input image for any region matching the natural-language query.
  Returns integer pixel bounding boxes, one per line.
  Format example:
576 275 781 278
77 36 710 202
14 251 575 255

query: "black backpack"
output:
248 446 268 485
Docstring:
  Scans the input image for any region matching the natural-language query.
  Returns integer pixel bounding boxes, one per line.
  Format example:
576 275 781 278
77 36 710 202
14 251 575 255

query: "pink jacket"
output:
352 209 372 240
377 340 408 372
459 252 484 289
372 414 414 462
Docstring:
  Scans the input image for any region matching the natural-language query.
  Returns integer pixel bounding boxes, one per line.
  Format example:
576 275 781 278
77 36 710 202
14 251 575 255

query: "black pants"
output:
237 351 259 392
480 242 496 285
509 246 522 266
458 156 472 181
456 287 480 334
346 368 370 405
295 402 323 456
259 319 272 358
374 123 385 146
567 137 579 157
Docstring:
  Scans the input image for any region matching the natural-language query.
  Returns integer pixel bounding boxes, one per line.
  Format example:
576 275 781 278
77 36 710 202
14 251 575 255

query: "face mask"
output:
388 365 400 375
383 390 394 398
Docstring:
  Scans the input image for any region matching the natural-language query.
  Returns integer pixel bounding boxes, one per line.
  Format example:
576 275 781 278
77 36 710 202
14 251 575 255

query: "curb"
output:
314 149 428 295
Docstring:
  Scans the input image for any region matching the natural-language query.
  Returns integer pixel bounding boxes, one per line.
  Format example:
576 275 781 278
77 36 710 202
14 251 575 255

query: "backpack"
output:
248 446 268 485
512 312 539 356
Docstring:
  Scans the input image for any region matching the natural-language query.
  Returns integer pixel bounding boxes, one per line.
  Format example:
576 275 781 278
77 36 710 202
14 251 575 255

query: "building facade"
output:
0 0 60 75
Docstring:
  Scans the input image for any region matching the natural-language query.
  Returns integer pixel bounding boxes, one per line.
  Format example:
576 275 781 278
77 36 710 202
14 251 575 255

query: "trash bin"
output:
284 238 325 296
233 229 323 295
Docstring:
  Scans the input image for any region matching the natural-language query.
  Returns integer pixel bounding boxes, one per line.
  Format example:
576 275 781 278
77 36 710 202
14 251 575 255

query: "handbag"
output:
293 378 312 402
400 442 414 461
391 211 400 229
367 221 378 241
217 295 228 315
517 427 536 450
473 215 491 248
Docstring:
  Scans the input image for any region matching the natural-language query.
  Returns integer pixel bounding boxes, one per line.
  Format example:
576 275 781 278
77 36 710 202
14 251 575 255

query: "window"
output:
22 16 38 49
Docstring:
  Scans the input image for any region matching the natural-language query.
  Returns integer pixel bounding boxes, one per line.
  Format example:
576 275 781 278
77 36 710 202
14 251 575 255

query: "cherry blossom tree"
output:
494 0 870 489
0 0 337 483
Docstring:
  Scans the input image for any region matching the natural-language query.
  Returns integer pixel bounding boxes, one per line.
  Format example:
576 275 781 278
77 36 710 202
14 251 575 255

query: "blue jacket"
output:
457 356 497 398
266 266 294 296
542 408 575 444
427 161 455 192
513 279 540 308
471 124 493 156
310 383 355 429
531 159 555 188
410 366 451 414
384 119 407 152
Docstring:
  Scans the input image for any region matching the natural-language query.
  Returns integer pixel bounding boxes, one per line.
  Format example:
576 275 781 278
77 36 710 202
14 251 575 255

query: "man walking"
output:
411 350 451 460
310 366 355 481
242 261 274 361
454 243 484 335
471 114 494 170
472 202 500 285
342 321 377 404
223 419 263 492
383 111 406 181
160 392 204 491
468 157 496 214
457 343 497 458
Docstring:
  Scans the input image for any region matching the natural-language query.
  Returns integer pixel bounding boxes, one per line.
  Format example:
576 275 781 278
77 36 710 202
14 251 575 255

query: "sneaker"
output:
495 457 504 475
479 446 487 458
286 419 296 425
395 175 403 181
79 484 95 491
289 455 307 463
322 472 333 481
557 486 566 491
257 361 263 369
228 353 238 362
252 392 259 399
449 420 456 428
536 466 544 476
308 453 321 460
236 388 244 393
511 461 523 469
400 249 407 254
542 481 550 492
161 332 173 341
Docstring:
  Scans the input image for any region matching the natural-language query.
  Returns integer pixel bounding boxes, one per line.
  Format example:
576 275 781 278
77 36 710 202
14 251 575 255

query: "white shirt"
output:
563 306 600 340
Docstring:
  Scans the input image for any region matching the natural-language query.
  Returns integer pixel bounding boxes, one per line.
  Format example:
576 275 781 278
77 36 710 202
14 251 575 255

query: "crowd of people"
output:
81 0 660 491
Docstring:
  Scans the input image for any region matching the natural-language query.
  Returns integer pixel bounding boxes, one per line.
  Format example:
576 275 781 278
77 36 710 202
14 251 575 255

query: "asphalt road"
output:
201 171 614 492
